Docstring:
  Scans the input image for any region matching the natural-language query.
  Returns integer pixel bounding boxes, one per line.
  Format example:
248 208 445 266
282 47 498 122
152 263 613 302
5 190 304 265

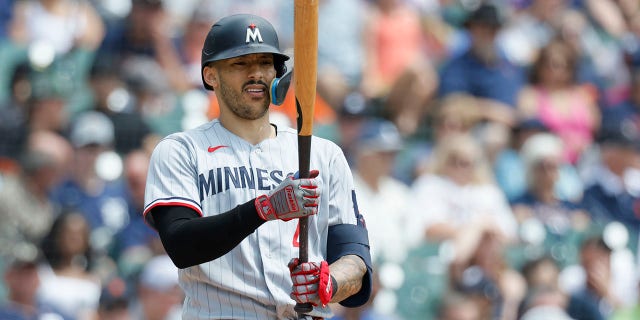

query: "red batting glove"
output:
255 170 320 221
288 258 333 307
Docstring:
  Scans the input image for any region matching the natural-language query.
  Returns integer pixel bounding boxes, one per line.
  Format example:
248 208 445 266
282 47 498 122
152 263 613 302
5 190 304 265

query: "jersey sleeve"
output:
144 136 203 228
326 145 364 227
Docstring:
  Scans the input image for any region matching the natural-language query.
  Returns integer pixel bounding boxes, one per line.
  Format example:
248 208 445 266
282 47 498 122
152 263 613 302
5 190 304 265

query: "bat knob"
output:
294 302 314 314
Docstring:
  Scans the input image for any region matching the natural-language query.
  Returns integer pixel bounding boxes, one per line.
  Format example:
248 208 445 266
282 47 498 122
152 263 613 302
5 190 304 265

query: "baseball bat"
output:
293 0 318 315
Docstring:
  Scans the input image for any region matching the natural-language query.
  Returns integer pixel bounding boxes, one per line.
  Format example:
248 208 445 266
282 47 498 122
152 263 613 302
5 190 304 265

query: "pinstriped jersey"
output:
143 119 360 319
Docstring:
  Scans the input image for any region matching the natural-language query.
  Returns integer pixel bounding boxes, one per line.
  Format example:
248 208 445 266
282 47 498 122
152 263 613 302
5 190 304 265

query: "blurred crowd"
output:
1 0 640 319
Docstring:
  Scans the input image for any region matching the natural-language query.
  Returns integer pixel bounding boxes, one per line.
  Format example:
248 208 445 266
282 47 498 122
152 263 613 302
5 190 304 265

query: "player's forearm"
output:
152 200 265 268
329 255 367 303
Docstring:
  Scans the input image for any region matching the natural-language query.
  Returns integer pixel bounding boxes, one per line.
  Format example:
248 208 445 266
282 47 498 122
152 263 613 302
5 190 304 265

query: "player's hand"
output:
288 258 334 307
255 170 321 221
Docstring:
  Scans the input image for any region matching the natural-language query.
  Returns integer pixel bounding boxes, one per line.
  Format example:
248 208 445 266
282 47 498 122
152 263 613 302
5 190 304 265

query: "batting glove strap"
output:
289 259 333 307
255 195 277 221
255 170 320 222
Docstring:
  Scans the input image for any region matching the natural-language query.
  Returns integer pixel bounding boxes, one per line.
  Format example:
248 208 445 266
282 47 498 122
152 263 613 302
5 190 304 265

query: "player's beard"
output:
217 78 270 120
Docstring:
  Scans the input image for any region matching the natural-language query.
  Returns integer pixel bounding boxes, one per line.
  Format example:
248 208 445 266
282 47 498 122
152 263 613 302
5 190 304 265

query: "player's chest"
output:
193 143 299 210
194 142 299 171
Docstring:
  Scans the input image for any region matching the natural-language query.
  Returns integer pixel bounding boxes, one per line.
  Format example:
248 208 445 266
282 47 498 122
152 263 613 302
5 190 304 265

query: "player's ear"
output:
203 66 218 89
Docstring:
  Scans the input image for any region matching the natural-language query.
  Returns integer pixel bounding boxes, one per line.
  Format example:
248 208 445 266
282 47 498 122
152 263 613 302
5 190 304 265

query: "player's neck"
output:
219 114 276 145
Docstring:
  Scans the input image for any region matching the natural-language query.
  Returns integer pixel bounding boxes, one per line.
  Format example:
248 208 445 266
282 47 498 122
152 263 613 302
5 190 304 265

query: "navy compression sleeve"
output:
327 223 373 307
151 199 265 268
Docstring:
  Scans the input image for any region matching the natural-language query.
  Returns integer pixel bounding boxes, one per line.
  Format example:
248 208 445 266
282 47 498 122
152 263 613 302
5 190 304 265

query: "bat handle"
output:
294 215 312 314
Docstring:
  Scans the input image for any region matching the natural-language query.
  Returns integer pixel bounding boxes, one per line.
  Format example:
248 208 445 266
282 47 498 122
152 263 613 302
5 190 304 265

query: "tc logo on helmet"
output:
246 23 263 43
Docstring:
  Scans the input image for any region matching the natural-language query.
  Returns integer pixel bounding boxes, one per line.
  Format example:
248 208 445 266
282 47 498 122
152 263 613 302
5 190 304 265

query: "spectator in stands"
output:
581 123 640 240
175 5 217 89
409 132 517 243
438 3 525 109
24 71 70 135
511 133 589 248
498 0 573 67
120 55 181 136
518 256 577 320
37 211 103 320
520 256 562 292
516 37 600 164
330 93 369 162
129 254 182 320
0 63 32 161
397 93 512 185
360 0 427 98
554 8 608 96
450 228 526 320
399 93 483 183
315 0 369 109
493 118 551 202
95 276 132 320
100 0 191 94
578 0 631 107
360 0 437 137
89 56 154 155
8 0 104 54
0 243 64 320
436 291 482 320
567 235 622 320
602 68 640 128
0 130 72 250
518 286 574 320
49 111 130 242
8 0 105 114
350 118 413 263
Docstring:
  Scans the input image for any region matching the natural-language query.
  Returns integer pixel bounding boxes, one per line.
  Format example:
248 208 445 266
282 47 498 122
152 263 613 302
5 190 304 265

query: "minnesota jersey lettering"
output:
198 166 287 202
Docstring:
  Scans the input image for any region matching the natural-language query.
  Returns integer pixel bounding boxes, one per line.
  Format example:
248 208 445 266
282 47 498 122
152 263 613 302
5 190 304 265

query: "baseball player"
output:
143 14 372 319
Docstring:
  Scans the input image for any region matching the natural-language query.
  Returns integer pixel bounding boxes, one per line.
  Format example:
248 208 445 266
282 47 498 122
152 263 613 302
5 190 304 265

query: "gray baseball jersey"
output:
144 119 360 319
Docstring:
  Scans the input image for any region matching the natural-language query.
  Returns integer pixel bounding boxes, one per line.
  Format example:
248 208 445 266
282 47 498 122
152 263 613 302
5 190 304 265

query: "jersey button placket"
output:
248 146 261 196
249 146 270 260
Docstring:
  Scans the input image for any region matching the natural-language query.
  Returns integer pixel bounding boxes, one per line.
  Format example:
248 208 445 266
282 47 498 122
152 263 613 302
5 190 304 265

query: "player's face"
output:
211 53 276 120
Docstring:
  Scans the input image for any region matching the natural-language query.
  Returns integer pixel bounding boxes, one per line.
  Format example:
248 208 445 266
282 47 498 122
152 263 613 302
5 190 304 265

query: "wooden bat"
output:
294 0 318 315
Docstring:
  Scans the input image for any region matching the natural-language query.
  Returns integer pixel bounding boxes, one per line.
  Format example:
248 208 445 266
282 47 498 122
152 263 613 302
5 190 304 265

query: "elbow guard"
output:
327 223 373 307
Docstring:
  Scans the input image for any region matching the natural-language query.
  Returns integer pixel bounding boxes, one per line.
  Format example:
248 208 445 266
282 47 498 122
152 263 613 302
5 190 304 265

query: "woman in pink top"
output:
517 38 600 164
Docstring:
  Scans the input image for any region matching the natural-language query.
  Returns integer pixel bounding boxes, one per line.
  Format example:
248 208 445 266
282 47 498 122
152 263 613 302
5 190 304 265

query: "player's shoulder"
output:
156 121 221 148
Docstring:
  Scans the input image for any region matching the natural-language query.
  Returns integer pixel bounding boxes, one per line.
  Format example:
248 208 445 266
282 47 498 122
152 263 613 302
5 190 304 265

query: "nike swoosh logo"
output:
207 145 228 153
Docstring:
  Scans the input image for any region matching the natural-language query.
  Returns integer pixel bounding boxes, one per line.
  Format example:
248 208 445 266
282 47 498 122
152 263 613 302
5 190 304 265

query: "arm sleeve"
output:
327 223 372 307
151 200 265 269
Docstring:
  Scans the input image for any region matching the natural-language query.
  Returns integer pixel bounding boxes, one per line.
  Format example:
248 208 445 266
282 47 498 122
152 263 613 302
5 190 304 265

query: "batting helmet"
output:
201 14 290 90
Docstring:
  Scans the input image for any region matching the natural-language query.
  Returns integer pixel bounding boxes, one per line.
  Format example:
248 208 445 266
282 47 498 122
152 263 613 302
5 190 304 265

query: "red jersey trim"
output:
143 201 203 230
